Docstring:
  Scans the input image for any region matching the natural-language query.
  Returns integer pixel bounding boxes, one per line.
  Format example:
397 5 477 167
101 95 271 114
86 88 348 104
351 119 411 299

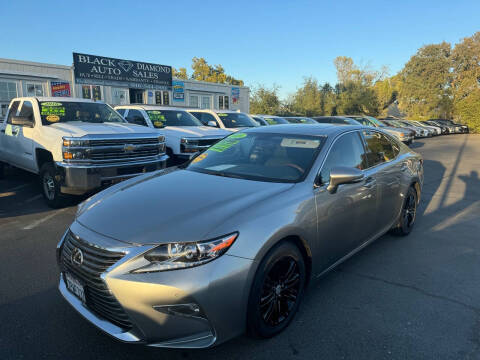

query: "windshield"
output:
350 117 376 127
146 110 202 128
185 132 325 183
216 113 258 128
39 101 125 125
366 116 386 127
262 116 289 125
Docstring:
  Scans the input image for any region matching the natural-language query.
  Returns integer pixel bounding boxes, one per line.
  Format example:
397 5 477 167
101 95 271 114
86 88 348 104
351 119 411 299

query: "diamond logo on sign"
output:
118 61 134 73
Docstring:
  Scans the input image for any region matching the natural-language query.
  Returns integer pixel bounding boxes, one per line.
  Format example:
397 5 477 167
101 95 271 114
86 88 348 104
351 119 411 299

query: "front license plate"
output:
65 272 86 303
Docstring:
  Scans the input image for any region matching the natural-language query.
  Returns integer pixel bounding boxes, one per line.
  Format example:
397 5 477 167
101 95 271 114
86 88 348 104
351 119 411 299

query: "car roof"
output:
243 124 366 136
18 97 100 103
115 104 187 111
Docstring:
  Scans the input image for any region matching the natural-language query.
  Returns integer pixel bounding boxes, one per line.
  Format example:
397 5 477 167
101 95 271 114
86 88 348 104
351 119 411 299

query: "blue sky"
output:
2 0 479 98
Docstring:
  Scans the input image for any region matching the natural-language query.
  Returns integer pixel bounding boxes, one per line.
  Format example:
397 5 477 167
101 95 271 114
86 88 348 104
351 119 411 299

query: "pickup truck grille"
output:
61 231 132 330
196 137 223 146
88 138 161 162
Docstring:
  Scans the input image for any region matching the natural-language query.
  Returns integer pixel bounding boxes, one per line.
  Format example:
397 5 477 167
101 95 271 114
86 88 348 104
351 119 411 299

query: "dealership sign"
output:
73 53 172 90
51 81 71 97
172 80 185 102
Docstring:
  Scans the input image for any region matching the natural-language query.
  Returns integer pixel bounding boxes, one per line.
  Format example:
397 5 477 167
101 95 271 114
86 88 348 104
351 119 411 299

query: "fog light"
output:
153 303 206 320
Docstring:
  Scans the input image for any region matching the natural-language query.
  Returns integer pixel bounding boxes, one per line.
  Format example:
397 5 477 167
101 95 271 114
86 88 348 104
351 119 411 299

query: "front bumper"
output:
57 222 254 348
56 155 168 195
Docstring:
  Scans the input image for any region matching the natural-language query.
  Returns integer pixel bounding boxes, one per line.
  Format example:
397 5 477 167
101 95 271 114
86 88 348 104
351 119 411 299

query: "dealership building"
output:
0 54 250 118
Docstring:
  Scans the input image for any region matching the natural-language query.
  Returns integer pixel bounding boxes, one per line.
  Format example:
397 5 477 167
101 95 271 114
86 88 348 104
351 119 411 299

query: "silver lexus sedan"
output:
57 124 423 348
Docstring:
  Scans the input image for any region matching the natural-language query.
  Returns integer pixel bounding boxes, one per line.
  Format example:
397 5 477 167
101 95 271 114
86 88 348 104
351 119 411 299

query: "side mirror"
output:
207 120 218 127
11 116 34 127
326 166 364 194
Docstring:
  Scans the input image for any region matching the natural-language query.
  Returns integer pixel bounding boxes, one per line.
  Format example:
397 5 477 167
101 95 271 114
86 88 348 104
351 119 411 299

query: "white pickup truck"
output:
115 105 230 165
0 97 168 207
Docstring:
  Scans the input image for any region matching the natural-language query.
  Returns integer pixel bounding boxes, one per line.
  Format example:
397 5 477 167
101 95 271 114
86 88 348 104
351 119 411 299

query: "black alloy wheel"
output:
260 257 301 326
247 242 306 338
392 186 417 236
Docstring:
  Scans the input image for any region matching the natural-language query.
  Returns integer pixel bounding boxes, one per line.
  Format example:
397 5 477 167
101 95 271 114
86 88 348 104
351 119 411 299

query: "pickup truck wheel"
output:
39 163 68 208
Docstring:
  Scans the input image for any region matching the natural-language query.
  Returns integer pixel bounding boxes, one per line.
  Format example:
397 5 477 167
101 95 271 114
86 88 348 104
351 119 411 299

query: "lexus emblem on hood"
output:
71 247 84 266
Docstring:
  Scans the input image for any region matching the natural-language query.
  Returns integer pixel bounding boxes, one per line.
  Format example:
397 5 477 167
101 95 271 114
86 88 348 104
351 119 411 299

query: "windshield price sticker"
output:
209 132 247 152
41 105 66 117
217 113 228 117
210 139 239 152
46 115 60 123
192 153 208 163
230 133 247 139
281 138 320 149
265 118 277 125
148 112 166 122
41 102 62 107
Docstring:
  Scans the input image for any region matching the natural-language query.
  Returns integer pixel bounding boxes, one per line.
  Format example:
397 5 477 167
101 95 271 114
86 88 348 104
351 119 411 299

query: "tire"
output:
247 241 306 339
391 186 417 236
166 148 176 167
0 161 4 179
39 162 69 208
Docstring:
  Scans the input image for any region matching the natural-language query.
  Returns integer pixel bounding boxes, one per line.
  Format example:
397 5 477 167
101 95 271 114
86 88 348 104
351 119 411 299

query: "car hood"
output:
163 126 230 138
76 169 294 245
48 121 157 137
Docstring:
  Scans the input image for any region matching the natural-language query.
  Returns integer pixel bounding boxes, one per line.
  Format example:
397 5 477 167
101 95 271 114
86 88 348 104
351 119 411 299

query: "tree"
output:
290 77 323 116
172 67 188 80
451 32 480 132
374 74 400 116
190 57 243 85
249 85 281 115
333 56 381 116
397 42 453 119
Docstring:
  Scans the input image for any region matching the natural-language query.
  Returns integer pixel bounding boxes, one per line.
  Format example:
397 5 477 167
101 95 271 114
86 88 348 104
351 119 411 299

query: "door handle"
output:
363 177 377 189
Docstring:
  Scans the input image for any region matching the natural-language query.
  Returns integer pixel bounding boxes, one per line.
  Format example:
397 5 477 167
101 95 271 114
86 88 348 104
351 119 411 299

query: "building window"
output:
155 91 170 105
219 95 229 110
201 96 211 109
112 88 128 105
82 85 102 100
0 81 17 102
25 83 44 97
163 91 170 105
189 95 199 108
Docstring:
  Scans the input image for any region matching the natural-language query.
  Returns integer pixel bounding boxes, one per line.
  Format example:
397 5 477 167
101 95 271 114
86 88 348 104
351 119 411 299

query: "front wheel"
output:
247 242 306 338
391 186 417 236
39 163 69 208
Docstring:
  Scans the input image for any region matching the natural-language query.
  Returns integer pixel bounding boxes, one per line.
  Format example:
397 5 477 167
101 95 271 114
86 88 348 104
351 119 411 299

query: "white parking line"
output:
5 184 30 192
22 209 67 230
24 194 42 203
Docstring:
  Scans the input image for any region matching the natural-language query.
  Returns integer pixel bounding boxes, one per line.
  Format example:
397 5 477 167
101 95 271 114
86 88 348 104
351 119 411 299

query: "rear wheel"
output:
247 242 306 338
39 162 69 208
391 186 417 236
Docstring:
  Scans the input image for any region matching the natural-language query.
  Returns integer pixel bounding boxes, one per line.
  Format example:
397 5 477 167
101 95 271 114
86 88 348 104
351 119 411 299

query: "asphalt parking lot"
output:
1 134 479 360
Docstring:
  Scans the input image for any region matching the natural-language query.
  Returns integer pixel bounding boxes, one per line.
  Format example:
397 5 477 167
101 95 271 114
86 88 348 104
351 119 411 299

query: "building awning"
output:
0 69 62 79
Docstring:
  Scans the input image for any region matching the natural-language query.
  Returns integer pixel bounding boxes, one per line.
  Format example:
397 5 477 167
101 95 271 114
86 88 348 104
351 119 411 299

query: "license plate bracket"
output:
65 272 86 303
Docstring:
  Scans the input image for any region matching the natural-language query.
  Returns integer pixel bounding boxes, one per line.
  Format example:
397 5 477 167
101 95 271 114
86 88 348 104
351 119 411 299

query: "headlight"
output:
131 232 238 273
63 137 89 147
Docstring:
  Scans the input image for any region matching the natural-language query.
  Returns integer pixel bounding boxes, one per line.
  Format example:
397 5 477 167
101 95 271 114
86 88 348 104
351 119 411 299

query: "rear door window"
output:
362 130 399 166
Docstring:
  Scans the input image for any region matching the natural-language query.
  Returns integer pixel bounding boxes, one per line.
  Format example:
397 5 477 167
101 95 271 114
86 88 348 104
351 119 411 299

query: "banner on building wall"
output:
51 81 71 97
172 81 185 102
232 87 240 105
73 52 172 90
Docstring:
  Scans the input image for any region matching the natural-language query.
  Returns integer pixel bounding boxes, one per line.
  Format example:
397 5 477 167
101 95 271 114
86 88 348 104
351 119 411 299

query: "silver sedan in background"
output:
57 125 423 348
